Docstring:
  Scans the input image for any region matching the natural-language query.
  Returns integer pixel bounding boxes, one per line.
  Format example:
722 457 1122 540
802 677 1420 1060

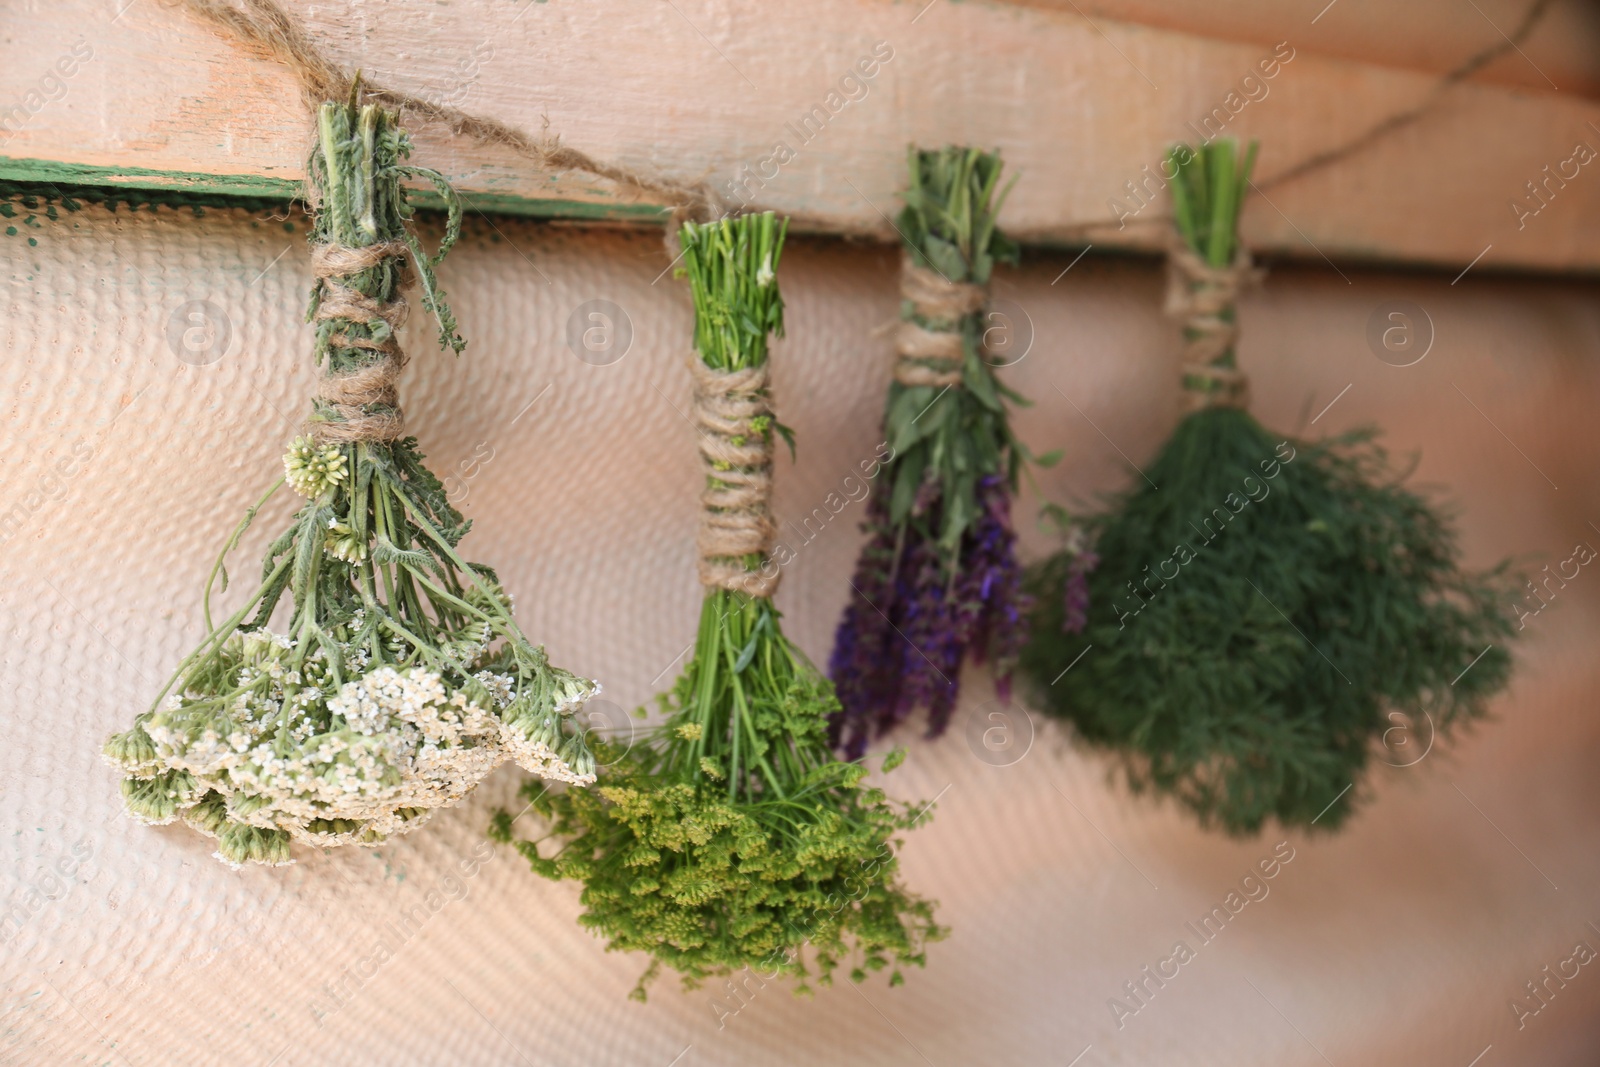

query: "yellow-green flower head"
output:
284 437 349 499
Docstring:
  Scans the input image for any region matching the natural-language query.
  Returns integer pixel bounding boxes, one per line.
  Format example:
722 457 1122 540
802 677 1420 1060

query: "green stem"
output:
318 105 351 249
148 554 293 714
203 477 285 633
386 475 507 613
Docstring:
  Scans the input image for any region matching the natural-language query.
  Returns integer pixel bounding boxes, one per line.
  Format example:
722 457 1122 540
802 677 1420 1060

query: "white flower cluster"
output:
104 629 598 868
498 673 600 786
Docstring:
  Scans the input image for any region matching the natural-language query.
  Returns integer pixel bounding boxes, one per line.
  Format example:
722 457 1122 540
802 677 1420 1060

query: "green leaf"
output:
963 350 1003 413
921 235 967 282
1036 501 1073 536
990 232 1021 268
885 389 930 453
889 446 925 525
733 631 760 674
774 420 798 463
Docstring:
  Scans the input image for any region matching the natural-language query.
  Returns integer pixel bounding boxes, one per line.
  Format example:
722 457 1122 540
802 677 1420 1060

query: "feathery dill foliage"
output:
493 213 943 999
103 99 597 869
1018 139 1518 834
831 147 1046 758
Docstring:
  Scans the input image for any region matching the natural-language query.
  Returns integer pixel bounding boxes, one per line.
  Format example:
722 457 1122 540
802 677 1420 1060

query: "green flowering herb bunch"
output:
1018 139 1518 834
493 213 943 998
103 98 598 869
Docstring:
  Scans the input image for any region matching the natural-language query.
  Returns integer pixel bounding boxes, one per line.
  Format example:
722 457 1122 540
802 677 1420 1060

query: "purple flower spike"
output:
830 475 1028 758
1062 547 1099 635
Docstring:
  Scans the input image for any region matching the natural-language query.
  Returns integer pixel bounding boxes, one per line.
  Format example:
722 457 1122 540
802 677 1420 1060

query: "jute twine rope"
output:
1163 242 1264 412
893 257 987 388
178 0 1555 256
178 0 720 245
691 359 780 599
307 241 410 443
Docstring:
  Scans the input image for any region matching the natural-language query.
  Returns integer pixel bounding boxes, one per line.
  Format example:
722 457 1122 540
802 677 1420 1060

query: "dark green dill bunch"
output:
1018 140 1519 834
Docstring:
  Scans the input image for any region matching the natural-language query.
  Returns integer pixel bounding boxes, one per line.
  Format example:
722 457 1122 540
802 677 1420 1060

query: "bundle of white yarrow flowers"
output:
104 98 599 868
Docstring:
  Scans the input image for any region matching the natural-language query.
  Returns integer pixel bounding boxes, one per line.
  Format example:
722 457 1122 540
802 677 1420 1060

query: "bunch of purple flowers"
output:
827 147 1057 757
831 474 1029 757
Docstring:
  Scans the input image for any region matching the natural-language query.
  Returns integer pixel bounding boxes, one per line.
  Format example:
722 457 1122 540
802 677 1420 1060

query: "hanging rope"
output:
1163 242 1264 411
179 0 721 244
306 241 411 442
893 259 987 388
690 359 780 598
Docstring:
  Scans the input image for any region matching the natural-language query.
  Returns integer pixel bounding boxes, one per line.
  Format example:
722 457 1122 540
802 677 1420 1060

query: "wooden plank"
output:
1018 0 1600 97
3 0 1598 271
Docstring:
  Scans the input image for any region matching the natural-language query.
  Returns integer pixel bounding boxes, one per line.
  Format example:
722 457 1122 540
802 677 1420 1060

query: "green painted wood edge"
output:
0 155 674 223
10 155 1579 277
0 156 302 199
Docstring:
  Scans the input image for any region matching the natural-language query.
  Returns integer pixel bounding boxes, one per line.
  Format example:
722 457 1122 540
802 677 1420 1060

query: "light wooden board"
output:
2 0 1598 271
1021 0 1600 95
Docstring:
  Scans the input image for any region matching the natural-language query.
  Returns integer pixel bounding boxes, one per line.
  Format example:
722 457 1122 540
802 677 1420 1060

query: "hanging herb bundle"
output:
493 212 942 999
1018 139 1517 834
829 146 1048 759
103 97 598 868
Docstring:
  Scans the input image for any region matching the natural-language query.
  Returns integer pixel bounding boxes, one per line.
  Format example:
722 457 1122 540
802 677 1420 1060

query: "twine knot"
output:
691 359 780 598
307 241 411 443
893 257 987 388
1164 242 1264 412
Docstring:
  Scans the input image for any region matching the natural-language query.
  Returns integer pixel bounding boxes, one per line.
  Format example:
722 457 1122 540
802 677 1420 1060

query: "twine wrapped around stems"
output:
306 240 411 443
1163 242 1264 412
893 258 987 388
691 359 780 598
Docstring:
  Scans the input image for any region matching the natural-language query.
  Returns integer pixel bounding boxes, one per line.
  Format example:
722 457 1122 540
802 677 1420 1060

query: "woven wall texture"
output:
2 202 1599 1065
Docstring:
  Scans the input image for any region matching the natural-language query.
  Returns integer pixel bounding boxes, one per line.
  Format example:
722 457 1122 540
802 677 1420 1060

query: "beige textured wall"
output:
3 200 1600 1066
